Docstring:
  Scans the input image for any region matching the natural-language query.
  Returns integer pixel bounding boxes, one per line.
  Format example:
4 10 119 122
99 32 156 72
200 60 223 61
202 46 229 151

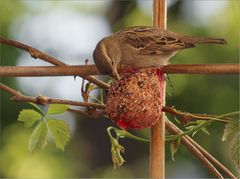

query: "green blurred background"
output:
0 0 239 178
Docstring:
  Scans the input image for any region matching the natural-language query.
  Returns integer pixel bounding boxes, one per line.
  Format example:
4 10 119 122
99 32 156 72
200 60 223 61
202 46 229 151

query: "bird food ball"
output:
106 69 164 130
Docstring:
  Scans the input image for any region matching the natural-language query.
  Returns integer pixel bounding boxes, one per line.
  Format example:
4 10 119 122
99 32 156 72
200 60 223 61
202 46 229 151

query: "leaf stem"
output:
28 102 46 117
216 111 240 119
166 120 213 142
112 127 149 142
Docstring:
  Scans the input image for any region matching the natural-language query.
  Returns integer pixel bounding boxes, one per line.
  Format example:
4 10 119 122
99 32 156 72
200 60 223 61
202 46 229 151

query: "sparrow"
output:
93 26 227 80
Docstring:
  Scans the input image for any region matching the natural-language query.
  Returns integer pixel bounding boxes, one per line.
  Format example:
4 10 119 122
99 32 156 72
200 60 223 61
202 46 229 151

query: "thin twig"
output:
165 119 224 178
162 106 228 123
67 108 106 118
0 36 66 66
0 83 105 109
188 136 236 178
164 107 236 178
84 76 109 89
0 36 109 89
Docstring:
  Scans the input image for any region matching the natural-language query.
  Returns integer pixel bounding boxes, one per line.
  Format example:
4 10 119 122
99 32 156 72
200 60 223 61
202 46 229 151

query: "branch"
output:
164 107 236 178
84 76 109 89
67 108 106 118
165 64 240 74
165 119 224 178
165 119 235 178
0 83 105 109
0 64 239 78
0 36 110 89
162 106 228 123
153 0 166 28
0 36 66 66
188 136 236 178
0 81 235 178
151 0 167 178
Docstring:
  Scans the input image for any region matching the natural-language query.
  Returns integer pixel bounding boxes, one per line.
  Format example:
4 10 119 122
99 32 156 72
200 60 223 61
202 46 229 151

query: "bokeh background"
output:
0 0 239 178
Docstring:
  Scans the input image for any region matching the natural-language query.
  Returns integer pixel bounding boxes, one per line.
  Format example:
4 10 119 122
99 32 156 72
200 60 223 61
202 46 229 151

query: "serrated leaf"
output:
47 104 68 115
222 118 240 174
169 138 181 161
29 120 48 154
47 118 70 151
222 119 239 141
231 134 240 173
18 109 42 128
28 102 45 116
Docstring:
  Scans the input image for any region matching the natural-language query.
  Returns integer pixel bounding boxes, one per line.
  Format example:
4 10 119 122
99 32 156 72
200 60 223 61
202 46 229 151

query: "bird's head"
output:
93 36 121 80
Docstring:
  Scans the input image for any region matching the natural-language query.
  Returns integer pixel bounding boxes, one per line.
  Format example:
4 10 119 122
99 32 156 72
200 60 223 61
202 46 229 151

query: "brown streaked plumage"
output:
93 26 227 80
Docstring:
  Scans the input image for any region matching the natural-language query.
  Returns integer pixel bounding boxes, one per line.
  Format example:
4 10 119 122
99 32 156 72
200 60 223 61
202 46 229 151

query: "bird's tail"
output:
184 36 227 45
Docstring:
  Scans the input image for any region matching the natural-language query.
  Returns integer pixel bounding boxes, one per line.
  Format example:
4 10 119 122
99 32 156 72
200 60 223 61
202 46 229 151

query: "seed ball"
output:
106 69 164 130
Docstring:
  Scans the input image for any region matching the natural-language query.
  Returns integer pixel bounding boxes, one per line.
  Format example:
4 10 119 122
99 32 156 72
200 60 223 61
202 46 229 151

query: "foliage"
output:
106 111 239 170
18 109 42 128
0 124 74 178
18 103 71 154
29 120 48 154
48 104 69 115
47 118 71 151
222 118 239 141
222 118 240 173
169 138 181 161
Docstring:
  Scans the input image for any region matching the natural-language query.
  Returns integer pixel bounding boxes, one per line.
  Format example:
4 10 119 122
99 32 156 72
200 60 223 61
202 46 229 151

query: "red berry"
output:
106 68 164 130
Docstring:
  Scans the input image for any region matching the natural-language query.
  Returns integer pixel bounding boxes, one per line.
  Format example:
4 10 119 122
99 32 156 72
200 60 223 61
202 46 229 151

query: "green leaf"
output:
18 109 42 128
185 120 210 137
169 138 181 161
47 118 71 151
191 127 210 137
201 127 210 135
28 102 45 116
173 116 181 125
222 119 239 141
192 130 198 137
231 134 240 173
29 120 48 154
47 104 68 115
222 118 240 173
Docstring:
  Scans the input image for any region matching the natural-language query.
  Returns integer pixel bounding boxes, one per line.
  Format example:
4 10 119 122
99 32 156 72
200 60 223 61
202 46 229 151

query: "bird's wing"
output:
117 26 195 55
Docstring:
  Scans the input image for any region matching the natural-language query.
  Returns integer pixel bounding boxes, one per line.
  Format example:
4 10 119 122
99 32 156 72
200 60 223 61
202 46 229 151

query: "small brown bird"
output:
93 26 226 80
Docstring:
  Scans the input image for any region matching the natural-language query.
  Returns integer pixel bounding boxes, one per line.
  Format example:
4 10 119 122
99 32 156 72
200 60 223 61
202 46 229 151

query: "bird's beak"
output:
112 70 120 80
112 64 121 80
